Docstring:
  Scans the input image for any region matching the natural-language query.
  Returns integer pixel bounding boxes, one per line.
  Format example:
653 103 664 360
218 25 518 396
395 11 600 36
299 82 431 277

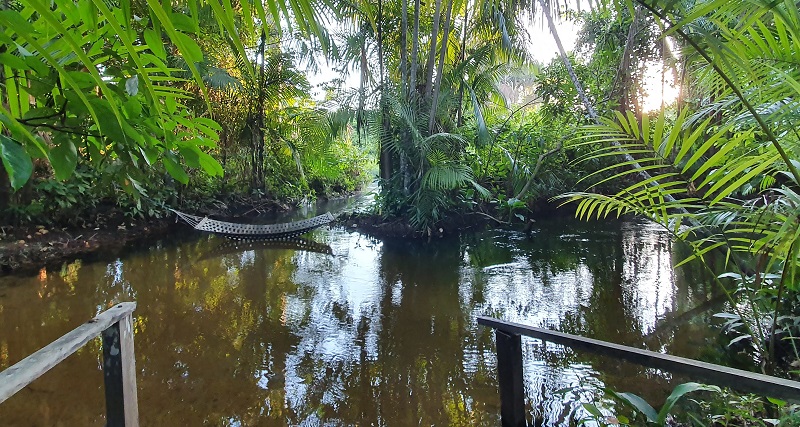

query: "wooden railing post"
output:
496 329 526 427
102 311 139 427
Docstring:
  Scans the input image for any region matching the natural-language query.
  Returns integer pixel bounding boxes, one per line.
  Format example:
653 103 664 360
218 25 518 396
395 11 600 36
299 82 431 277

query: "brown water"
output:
0 214 726 426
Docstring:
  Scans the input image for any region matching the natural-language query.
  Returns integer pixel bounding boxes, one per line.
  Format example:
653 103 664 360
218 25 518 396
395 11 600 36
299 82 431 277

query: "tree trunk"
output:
428 0 454 133
539 0 682 205
424 0 443 100
456 1 469 127
539 0 597 118
612 5 644 112
400 0 408 96
253 29 267 189
377 0 392 181
410 0 420 96
357 31 367 143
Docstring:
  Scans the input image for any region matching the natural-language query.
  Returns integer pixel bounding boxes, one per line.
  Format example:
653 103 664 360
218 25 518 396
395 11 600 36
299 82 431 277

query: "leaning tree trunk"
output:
538 0 683 206
612 5 645 113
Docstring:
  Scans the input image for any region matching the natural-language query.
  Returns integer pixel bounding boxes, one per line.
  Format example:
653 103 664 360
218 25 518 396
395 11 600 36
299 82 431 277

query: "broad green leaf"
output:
49 137 78 180
657 383 721 424
0 53 30 70
0 135 33 190
614 391 658 423
163 153 189 184
581 403 604 418
174 32 203 64
95 103 128 144
143 29 166 60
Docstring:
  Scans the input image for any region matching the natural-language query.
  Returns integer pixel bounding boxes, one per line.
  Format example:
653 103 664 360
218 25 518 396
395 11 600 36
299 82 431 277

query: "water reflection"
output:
0 216 722 426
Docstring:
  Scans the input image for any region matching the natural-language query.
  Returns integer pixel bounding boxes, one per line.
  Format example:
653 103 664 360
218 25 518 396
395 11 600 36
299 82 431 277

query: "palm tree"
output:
559 0 800 372
0 0 330 196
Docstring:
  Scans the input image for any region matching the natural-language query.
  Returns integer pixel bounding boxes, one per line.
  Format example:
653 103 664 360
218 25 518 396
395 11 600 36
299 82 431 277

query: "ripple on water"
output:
0 216 724 426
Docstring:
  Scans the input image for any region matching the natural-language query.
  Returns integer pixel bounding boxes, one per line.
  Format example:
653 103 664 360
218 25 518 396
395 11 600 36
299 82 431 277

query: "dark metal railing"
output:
0 302 139 427
477 315 800 427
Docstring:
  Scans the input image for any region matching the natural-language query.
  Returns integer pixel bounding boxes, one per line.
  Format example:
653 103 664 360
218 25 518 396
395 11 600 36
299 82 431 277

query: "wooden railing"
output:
477 316 800 427
0 302 139 427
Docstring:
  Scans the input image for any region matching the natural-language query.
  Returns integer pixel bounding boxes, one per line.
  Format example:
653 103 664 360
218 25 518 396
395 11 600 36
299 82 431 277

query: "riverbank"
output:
0 197 291 276
0 219 177 276
0 195 575 275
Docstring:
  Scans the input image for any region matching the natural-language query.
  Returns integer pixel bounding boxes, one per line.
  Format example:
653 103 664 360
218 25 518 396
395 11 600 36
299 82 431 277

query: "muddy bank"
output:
0 197 290 276
335 201 581 239
0 219 177 276
0 198 573 275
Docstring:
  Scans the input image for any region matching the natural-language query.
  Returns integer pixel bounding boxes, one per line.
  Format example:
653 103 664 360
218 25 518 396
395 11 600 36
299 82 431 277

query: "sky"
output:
305 17 581 100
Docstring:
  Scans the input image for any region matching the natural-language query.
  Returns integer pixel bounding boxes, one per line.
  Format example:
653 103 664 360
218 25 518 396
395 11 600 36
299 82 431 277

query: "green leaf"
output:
657 383 720 424
163 153 189 184
0 135 33 190
613 391 658 423
174 32 203 64
143 29 166 60
0 10 36 35
767 397 787 407
94 103 127 144
581 402 604 418
0 53 30 70
49 137 78 180
171 13 197 33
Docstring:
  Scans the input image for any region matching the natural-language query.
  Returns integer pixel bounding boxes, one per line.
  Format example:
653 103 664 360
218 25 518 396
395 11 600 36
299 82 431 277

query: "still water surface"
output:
0 209 725 425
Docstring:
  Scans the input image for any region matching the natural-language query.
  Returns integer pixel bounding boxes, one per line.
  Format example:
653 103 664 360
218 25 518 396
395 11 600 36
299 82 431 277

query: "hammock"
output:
171 209 334 239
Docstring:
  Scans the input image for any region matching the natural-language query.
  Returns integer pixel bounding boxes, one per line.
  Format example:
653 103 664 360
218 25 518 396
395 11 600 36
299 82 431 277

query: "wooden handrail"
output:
0 302 139 427
477 315 800 427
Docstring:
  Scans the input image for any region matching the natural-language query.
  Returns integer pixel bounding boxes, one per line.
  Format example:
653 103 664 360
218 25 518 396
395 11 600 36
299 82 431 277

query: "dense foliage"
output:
0 0 369 226
4 0 800 421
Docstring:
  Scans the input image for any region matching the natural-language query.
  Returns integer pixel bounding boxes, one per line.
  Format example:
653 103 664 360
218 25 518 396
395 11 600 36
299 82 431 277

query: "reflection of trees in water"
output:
0 219 726 426
370 238 495 425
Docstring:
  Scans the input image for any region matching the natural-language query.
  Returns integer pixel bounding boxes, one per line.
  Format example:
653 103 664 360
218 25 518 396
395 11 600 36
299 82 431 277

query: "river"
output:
0 202 728 425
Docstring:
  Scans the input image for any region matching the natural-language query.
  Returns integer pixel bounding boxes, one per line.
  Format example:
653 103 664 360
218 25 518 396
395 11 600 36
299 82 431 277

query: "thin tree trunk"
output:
539 0 597 118
357 31 367 144
377 0 392 180
400 0 409 96
424 0 443 99
254 29 267 189
456 0 469 126
428 0 454 133
514 141 563 200
612 5 644 112
410 0 420 96
539 0 682 206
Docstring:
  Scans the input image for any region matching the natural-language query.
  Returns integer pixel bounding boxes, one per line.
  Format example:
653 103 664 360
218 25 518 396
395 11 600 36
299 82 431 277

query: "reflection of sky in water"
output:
0 216 720 426
268 219 699 425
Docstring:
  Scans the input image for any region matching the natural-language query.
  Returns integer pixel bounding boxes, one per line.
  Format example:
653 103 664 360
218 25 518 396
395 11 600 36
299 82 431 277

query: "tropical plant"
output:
0 0 332 208
557 0 800 371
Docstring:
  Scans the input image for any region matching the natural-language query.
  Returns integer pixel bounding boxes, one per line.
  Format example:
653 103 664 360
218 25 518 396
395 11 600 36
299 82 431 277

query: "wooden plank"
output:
477 316 800 400
496 330 526 427
0 302 137 404
102 313 139 427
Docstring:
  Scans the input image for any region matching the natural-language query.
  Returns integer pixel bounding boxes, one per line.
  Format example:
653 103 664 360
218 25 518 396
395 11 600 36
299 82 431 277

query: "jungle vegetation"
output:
3 0 800 421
